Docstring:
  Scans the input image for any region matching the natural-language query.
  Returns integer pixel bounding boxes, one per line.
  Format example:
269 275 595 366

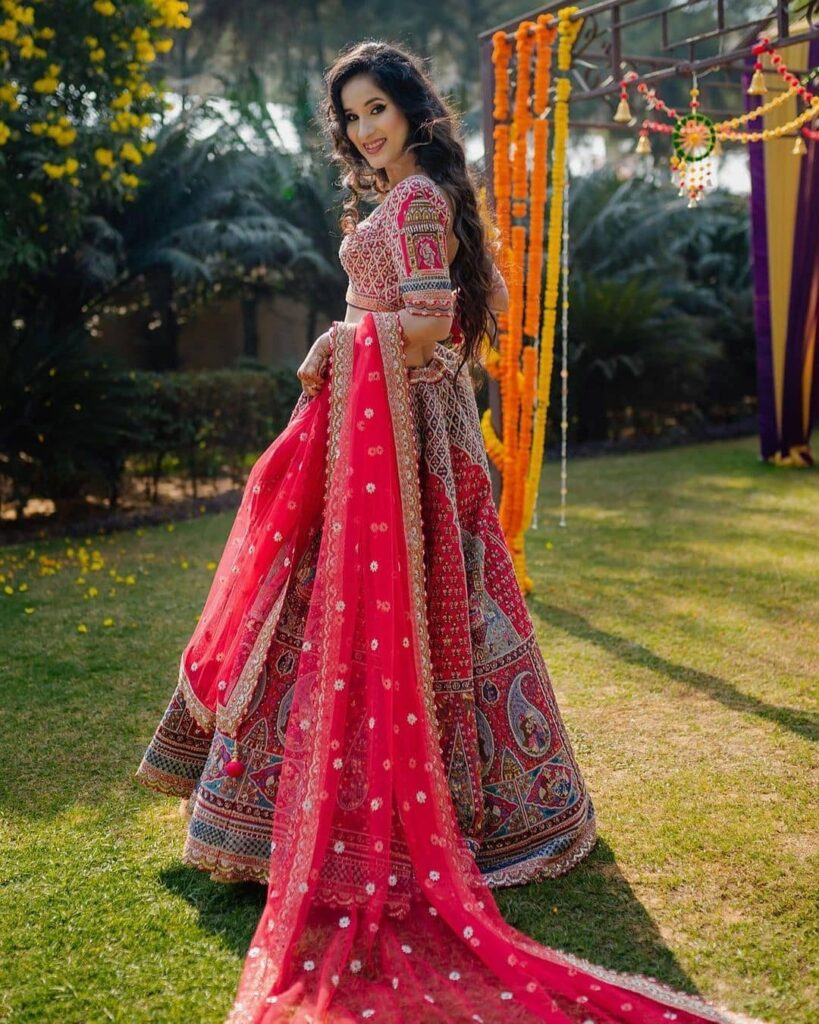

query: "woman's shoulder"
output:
387 173 453 227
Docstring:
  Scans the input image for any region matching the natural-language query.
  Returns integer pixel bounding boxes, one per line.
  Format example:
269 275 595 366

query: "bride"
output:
136 39 760 1024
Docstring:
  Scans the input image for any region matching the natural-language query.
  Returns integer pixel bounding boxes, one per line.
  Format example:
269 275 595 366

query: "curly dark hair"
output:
317 39 499 380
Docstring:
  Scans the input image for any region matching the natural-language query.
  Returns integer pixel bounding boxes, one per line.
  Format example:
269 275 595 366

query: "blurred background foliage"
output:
1 0 765 521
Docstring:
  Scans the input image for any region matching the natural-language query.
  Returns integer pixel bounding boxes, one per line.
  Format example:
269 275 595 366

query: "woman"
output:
136 41 759 1024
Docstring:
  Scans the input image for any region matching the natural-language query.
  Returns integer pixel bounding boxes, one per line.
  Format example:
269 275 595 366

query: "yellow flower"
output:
18 582 28 592
12 3 35 26
24 606 34 614
33 76 59 94
64 156 78 174
38 26 56 40
100 170 112 181
90 47 105 62
94 146 114 166
154 37 173 53
77 623 88 633
119 140 142 164
110 88 131 110
93 1 116 15
42 161 65 178
0 121 9 145
0 81 18 105
119 171 139 188
206 561 217 570
125 574 136 585
16 34 35 58
103 617 114 627
31 120 46 134
84 35 99 48
135 42 155 63
3 585 13 595
0 19 18 42
54 126 76 146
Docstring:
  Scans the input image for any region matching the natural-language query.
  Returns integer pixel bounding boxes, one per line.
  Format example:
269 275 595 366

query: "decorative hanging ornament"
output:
671 78 715 206
619 36 817 207
613 73 635 123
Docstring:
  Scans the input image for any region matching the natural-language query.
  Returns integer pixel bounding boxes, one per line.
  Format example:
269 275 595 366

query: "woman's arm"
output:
390 179 455 360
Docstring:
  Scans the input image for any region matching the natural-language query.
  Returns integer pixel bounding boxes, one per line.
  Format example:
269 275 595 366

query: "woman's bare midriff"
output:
344 305 439 368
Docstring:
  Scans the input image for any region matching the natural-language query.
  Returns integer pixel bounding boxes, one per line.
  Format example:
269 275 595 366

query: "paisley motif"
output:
508 671 552 757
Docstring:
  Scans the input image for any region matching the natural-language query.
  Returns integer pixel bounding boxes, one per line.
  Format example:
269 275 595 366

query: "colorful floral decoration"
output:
482 6 582 594
0 0 192 270
622 36 819 204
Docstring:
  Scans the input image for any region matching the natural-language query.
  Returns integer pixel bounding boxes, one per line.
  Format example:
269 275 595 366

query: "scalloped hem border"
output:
133 762 197 799
480 812 598 889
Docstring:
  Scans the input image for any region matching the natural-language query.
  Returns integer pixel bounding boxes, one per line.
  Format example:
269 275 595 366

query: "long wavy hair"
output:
318 40 499 380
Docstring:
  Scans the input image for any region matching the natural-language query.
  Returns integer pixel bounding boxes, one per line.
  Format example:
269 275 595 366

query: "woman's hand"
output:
297 330 331 397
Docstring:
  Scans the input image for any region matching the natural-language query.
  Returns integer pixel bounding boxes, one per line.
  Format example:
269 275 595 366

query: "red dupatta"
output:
176 311 751 1024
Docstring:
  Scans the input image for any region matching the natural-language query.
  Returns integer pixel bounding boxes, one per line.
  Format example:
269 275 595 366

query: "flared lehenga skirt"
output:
135 343 597 893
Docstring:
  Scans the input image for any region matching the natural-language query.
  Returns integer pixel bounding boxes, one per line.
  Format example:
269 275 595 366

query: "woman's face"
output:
340 73 410 171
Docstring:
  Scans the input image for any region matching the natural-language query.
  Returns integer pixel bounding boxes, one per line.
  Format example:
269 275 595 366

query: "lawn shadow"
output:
527 597 819 744
160 838 703 1001
496 836 703 996
160 864 266 957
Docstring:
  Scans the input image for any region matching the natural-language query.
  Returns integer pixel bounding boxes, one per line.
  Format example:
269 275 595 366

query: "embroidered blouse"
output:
339 174 454 319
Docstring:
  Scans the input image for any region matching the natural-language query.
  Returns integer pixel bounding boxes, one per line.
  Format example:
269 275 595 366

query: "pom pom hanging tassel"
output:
224 742 246 778
792 135 807 156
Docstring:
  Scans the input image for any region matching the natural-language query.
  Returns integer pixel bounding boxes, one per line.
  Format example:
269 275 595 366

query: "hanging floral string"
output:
482 7 582 593
519 7 581 565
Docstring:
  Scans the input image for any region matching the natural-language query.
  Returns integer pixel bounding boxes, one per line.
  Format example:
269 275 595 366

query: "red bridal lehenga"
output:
136 175 758 1024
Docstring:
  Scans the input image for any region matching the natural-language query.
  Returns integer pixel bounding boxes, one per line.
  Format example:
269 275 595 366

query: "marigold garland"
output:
484 7 582 594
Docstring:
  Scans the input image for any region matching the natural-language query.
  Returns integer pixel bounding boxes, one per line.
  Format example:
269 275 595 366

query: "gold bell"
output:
792 135 806 156
613 97 633 123
746 68 767 96
713 136 723 157
635 134 652 155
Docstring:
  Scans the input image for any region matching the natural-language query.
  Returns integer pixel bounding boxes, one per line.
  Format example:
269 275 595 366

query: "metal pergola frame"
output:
479 0 819 200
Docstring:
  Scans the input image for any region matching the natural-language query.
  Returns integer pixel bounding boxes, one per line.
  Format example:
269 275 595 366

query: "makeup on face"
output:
341 76 408 166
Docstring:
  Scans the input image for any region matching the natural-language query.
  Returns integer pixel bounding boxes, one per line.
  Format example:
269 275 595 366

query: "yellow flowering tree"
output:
0 0 190 280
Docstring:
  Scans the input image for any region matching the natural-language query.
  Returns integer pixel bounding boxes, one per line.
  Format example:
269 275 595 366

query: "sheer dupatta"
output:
219 311 749 1024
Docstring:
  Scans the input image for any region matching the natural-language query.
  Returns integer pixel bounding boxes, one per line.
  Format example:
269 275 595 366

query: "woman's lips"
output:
363 139 386 154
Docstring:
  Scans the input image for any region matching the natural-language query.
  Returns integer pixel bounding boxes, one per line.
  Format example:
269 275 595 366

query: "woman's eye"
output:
346 105 385 122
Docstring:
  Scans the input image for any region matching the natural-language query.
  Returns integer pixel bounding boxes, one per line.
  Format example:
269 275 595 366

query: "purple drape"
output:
747 40 819 464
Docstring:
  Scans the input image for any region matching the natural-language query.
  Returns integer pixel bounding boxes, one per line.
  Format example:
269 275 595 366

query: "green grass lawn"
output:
1 437 816 1024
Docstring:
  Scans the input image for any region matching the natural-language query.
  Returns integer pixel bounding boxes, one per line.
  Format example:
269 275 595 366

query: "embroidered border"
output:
179 652 216 732
218 581 291 737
